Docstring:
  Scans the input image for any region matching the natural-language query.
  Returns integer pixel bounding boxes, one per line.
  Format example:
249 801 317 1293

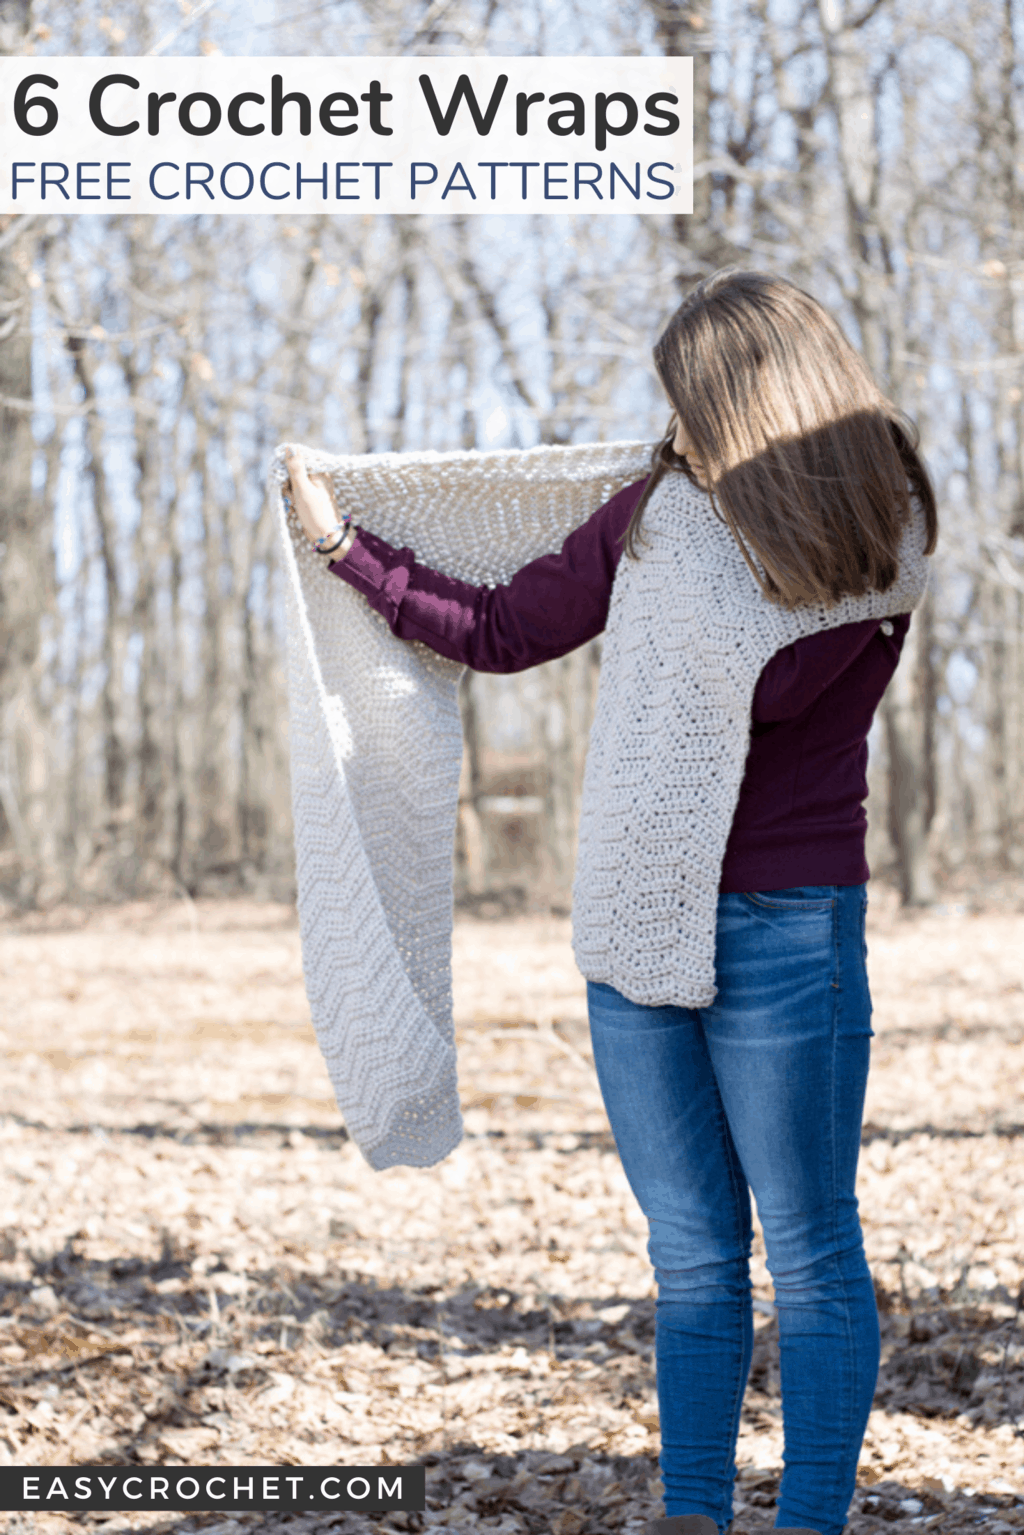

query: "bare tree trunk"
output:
125 225 165 879
0 236 51 901
168 458 191 892
884 602 937 906
229 415 277 885
390 221 419 453
649 0 735 283
65 333 130 847
539 645 600 898
540 658 577 894
457 671 487 897
986 0 1024 867
192 409 234 878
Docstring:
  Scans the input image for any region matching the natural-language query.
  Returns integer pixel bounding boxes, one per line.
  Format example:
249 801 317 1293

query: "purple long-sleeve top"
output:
328 478 908 893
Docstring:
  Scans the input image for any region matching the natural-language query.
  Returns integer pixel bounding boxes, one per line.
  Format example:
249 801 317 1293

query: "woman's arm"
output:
330 490 639 673
752 614 911 723
283 448 644 674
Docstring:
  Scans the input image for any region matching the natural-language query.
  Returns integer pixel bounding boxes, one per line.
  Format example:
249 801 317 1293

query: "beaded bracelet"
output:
313 516 351 553
281 488 358 561
318 520 359 562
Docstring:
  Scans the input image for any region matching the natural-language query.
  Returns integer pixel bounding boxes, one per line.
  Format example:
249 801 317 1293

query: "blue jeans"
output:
587 885 879 1535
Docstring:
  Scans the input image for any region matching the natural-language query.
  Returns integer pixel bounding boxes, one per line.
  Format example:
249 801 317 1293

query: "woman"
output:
283 269 937 1535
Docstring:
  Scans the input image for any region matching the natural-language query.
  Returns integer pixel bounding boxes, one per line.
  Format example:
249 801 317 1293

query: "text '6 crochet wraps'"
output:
270 442 930 1171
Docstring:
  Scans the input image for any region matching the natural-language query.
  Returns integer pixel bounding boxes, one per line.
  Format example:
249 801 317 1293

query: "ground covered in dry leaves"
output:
0 886 1021 1535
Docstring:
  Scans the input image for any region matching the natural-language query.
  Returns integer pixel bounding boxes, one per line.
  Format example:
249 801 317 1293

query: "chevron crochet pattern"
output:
571 471 931 1006
270 441 931 1171
270 440 653 1171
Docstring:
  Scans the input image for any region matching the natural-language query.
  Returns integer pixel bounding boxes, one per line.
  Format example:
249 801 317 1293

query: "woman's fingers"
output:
282 446 339 541
283 445 309 489
283 447 327 499
283 445 318 483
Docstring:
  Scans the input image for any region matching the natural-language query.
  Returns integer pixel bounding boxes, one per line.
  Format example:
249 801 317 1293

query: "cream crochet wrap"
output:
270 441 930 1171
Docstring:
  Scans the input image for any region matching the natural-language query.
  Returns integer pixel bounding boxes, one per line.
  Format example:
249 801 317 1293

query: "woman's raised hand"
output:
283 446 342 545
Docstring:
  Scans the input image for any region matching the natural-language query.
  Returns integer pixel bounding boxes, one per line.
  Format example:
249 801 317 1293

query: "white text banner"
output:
0 56 693 215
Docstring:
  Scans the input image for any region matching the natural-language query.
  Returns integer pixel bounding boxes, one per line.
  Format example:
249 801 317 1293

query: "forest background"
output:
0 0 1022 913
0 4 1022 1523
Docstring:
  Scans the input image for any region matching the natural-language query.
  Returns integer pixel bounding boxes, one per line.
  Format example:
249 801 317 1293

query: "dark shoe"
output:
644 1518 718 1535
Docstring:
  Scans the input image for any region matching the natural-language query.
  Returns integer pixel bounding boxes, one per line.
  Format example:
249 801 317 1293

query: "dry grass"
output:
0 886 1021 1535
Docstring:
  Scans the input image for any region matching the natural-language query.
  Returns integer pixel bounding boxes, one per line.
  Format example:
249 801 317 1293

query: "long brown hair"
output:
625 269 938 607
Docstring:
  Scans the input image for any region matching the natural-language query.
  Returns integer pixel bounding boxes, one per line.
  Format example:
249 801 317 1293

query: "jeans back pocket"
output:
744 885 837 912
